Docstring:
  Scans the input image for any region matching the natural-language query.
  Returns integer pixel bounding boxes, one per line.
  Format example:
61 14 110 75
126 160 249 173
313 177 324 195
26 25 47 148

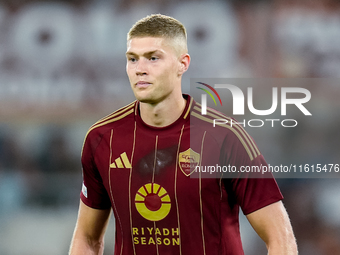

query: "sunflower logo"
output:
135 183 171 221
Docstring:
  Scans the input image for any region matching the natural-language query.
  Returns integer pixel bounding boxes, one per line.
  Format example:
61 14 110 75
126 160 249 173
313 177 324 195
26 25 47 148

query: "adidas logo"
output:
110 152 132 168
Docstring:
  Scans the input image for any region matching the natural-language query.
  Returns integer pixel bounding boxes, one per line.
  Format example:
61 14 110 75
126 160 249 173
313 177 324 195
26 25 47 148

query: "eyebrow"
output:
125 50 163 58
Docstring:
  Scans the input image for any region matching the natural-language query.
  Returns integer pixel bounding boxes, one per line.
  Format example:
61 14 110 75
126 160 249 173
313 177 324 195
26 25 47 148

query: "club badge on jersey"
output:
178 148 200 176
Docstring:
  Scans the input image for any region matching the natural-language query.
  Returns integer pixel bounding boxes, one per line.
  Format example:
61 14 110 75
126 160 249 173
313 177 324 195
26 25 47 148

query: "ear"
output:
178 53 190 76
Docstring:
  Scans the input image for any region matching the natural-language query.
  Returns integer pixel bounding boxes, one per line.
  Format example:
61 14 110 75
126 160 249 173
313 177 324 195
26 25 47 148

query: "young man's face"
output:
126 37 183 104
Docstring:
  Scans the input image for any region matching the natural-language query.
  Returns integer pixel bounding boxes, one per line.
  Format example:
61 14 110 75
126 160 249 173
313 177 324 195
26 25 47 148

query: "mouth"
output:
135 81 152 88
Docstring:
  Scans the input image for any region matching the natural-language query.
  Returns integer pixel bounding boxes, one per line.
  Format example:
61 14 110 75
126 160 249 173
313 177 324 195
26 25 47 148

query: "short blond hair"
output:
127 14 188 55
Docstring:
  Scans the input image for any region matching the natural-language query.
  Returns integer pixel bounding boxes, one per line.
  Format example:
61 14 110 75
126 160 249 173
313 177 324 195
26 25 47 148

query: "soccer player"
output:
69 14 297 255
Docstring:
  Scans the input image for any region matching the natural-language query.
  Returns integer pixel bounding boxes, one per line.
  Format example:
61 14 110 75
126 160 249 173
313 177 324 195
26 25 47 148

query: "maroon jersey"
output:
80 95 283 255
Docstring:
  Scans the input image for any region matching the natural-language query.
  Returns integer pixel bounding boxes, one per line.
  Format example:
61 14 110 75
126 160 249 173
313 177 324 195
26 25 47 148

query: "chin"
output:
133 90 153 102
133 89 169 104
134 93 152 103
135 94 163 105
137 97 157 104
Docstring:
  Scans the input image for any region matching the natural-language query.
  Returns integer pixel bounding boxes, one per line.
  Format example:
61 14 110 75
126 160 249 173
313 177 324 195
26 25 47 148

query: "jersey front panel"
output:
80 95 283 255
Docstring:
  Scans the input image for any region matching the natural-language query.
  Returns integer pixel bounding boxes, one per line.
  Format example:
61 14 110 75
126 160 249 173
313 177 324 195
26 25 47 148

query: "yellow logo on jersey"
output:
178 148 200 176
135 183 171 221
110 152 131 168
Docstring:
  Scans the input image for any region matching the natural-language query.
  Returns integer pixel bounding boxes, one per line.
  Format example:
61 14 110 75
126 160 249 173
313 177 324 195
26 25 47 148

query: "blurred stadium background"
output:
0 0 339 254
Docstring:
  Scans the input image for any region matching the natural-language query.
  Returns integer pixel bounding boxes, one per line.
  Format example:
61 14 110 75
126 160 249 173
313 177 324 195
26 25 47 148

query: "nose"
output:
135 58 148 76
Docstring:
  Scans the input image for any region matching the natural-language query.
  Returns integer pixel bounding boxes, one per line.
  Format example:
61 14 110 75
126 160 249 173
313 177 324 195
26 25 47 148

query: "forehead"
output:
126 37 174 55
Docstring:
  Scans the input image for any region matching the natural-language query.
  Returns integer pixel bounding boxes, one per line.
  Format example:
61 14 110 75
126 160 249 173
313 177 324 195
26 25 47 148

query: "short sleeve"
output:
80 132 111 209
221 131 283 215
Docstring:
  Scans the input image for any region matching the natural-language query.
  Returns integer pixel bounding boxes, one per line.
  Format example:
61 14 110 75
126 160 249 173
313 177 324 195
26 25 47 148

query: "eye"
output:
150 56 159 61
128 57 137 62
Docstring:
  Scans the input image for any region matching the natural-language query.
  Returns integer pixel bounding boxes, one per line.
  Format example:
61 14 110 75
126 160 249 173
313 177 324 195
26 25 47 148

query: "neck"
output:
139 93 186 127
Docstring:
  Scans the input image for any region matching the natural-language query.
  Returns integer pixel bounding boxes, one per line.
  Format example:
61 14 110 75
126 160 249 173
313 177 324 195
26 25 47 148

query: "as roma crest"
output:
178 148 200 176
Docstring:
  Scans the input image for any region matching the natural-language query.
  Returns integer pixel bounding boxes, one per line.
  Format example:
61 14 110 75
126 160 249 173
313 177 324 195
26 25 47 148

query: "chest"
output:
94 125 223 202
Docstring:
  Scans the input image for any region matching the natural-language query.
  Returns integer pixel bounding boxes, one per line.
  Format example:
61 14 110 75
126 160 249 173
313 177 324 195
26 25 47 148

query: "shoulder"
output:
84 101 136 143
190 100 245 137
190 101 260 161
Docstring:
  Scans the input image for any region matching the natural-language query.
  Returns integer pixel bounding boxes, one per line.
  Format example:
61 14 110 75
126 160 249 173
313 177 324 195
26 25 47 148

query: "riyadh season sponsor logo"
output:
135 183 171 222
196 82 312 128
